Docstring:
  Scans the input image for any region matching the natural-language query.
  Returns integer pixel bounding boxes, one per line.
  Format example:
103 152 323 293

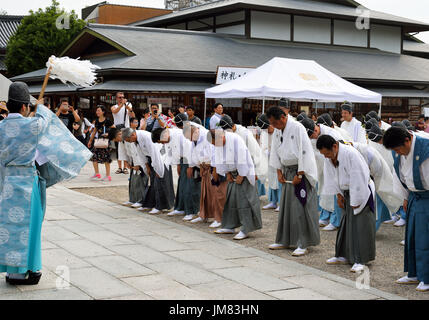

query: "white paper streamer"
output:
46 55 100 87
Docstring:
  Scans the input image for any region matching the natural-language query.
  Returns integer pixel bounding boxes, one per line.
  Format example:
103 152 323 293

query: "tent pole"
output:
203 97 207 128
378 102 382 119
262 97 265 114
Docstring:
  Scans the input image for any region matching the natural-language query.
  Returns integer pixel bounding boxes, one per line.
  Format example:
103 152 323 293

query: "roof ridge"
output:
87 23 242 39
0 15 26 20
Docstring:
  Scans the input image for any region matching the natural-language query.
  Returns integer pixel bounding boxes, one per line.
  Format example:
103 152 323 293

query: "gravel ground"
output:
73 186 428 300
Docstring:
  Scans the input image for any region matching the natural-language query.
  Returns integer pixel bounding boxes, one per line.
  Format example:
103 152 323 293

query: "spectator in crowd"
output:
56 98 80 132
425 117 429 133
210 103 224 129
0 101 7 121
72 121 86 145
87 105 115 182
415 114 427 131
111 92 135 175
141 103 174 131
186 105 202 125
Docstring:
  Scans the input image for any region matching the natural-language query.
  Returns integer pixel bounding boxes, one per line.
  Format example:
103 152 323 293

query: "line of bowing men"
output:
110 112 266 241
108 101 428 292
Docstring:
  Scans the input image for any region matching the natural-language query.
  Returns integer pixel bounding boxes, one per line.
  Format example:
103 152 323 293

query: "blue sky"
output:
2 0 429 42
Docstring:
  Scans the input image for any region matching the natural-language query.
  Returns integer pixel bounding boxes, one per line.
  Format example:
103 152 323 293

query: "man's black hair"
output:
151 127 166 143
317 113 333 128
419 114 425 119
300 117 315 137
213 102 223 110
6 100 27 113
150 103 159 108
256 114 270 129
129 117 137 124
266 106 286 120
316 134 337 150
186 105 195 111
108 127 120 141
383 127 412 150
174 113 188 128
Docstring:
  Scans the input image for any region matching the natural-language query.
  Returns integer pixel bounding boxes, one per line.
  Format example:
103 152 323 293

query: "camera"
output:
153 110 158 115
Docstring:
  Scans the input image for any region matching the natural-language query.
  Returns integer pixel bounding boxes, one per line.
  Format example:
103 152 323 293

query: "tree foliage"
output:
5 0 86 77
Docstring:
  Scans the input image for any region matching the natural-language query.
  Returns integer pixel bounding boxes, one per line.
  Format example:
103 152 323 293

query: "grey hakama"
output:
129 167 149 204
143 157 175 211
174 158 188 211
276 165 320 248
335 191 376 264
221 172 262 234
184 167 202 216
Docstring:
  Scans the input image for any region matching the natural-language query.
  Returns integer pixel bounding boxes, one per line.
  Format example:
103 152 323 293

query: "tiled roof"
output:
0 15 24 49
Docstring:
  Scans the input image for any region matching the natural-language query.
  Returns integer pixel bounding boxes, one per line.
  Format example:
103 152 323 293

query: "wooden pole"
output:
36 67 52 111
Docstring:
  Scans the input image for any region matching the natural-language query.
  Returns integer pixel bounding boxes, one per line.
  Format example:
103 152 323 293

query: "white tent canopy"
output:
0 73 11 102
205 57 382 104
0 73 36 103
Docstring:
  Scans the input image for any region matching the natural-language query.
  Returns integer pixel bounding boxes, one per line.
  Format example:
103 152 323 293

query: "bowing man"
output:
266 107 320 257
183 121 227 228
299 117 344 232
317 135 376 273
257 114 282 211
209 129 262 240
151 118 196 219
122 128 175 214
383 127 429 292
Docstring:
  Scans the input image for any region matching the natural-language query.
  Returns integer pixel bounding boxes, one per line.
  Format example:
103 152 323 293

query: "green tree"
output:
5 0 86 77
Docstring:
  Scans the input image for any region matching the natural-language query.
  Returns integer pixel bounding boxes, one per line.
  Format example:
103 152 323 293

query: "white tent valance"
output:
205 57 382 104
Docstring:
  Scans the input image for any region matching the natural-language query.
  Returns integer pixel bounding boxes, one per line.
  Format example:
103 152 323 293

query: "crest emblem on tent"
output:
299 73 318 81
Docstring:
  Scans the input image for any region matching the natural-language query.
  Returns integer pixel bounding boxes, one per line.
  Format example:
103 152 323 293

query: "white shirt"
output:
164 128 191 167
212 131 256 185
112 103 133 128
393 133 429 200
341 117 367 144
353 142 402 213
209 113 222 130
269 117 318 187
187 123 212 167
322 143 372 215
136 130 165 178
235 124 268 177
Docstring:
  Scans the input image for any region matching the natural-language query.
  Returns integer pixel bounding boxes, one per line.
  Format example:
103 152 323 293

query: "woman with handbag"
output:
88 105 115 181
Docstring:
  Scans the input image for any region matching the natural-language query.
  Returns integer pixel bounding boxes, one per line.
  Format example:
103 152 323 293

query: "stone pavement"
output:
60 161 130 188
0 184 404 300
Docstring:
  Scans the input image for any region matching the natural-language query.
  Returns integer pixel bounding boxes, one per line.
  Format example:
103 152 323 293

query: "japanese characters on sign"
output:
216 66 255 84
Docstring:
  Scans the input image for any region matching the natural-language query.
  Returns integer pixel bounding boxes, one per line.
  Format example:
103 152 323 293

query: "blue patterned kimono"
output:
0 105 91 274
393 135 429 284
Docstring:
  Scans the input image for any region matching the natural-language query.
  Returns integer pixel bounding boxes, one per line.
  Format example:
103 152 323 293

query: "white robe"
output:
353 142 402 213
235 124 268 178
393 133 429 201
341 117 367 144
260 129 281 190
313 124 344 211
136 130 165 178
380 121 391 131
334 125 353 142
163 128 192 167
187 123 212 167
212 131 256 186
322 143 374 215
269 117 318 188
